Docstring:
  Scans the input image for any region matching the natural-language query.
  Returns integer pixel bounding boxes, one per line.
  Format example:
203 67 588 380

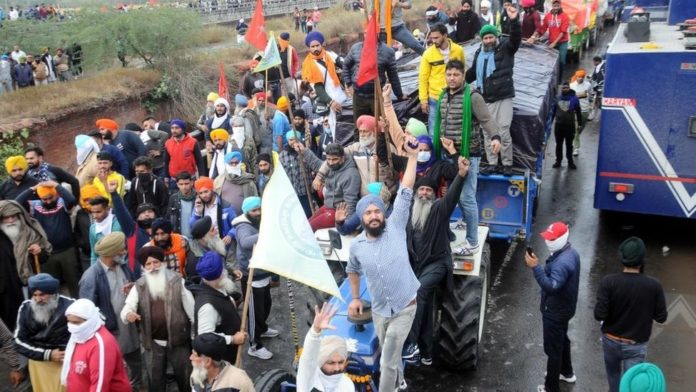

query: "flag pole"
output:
235 267 255 368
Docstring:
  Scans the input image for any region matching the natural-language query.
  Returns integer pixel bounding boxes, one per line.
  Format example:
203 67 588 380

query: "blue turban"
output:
305 31 325 47
285 130 300 141
224 150 243 164
356 194 385 219
151 217 173 234
620 362 666 392
366 182 383 196
235 94 249 107
196 251 224 281
170 119 186 130
28 273 60 295
242 196 261 214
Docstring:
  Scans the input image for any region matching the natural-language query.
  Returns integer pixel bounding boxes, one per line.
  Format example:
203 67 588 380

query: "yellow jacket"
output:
418 39 465 102
92 172 126 204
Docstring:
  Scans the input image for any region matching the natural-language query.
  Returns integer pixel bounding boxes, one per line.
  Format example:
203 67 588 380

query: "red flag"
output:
245 0 267 51
356 11 379 87
218 63 229 101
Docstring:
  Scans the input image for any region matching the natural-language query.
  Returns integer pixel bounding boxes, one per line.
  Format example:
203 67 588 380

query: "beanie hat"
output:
190 216 213 240
619 237 646 267
235 94 249 107
356 194 385 219
480 24 499 38
196 251 224 281
5 156 28 174
276 96 289 111
151 217 173 234
193 333 228 361
28 273 60 295
207 92 220 102
619 362 666 392
95 232 126 257
415 176 438 192
242 196 261 214
305 31 325 47
194 177 214 192
136 203 156 216
406 118 428 137
137 246 165 266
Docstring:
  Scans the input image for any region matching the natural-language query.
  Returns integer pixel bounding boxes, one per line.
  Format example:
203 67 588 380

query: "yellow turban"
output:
80 184 104 208
207 92 220 102
210 129 230 142
5 156 28 174
36 186 57 199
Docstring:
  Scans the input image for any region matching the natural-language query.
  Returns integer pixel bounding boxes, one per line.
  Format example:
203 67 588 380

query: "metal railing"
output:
197 0 339 24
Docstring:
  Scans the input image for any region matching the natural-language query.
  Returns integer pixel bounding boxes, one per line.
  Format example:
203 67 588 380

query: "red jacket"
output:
538 11 569 44
66 326 131 392
165 134 200 178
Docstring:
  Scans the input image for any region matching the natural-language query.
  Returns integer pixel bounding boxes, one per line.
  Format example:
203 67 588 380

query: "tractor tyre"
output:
254 369 296 392
434 243 490 371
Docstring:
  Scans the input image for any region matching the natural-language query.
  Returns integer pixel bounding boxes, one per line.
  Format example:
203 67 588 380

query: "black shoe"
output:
552 162 561 169
503 165 513 176
568 162 577 170
479 165 497 175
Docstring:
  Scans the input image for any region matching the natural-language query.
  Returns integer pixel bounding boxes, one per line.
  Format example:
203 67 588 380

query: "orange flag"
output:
356 11 379 87
246 0 267 51
218 63 229 101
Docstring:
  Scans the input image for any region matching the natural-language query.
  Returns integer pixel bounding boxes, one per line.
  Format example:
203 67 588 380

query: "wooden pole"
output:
33 254 41 274
235 267 255 368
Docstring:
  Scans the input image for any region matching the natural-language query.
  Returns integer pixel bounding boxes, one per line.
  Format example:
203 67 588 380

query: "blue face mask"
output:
417 151 431 163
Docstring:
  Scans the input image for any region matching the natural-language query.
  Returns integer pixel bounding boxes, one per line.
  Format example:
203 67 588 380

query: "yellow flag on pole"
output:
249 161 341 298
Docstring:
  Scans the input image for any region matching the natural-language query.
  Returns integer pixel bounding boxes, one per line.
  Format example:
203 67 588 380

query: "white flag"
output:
249 161 341 298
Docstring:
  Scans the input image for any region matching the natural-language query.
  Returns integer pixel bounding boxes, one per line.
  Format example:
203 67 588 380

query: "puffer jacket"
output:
14 295 73 360
418 39 465 102
466 18 521 103
438 85 500 157
304 151 361 216
533 243 580 321
342 41 404 98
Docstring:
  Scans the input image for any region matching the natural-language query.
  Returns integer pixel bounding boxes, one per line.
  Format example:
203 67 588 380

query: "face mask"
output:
417 151 431 163
233 126 245 134
227 165 242 176
545 231 569 254
137 172 152 184
359 135 375 148
43 201 58 210
138 218 154 229
318 372 343 389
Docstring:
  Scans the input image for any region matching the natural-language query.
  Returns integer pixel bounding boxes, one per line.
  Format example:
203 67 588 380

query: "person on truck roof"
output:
527 0 569 83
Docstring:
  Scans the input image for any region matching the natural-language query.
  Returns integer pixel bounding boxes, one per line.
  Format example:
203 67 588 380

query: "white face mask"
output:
417 151 431 163
227 165 242 176
545 231 569 254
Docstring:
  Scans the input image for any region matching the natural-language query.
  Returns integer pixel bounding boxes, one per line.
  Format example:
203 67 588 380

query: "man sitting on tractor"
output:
297 303 354 391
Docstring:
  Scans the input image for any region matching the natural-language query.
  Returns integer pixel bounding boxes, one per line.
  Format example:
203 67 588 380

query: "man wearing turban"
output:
0 200 52 329
569 69 592 157
190 177 237 244
96 117 147 177
189 333 254 392
79 232 141 390
301 31 347 135
16 180 80 297
0 155 39 201
213 151 258 216
209 128 234 179
145 218 198 279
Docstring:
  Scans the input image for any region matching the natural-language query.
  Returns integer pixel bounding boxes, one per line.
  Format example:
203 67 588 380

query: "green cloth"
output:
620 363 666 392
433 84 472 158
406 118 428 137
480 24 499 38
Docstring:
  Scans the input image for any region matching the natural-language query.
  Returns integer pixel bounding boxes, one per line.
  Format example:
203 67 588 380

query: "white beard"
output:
190 362 209 388
30 295 59 325
204 234 227 256
144 268 167 300
220 276 237 296
0 222 21 242
411 198 434 231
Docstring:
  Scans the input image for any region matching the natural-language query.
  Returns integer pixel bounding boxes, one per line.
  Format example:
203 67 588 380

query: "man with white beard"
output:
0 200 52 329
402 157 470 366
189 333 254 392
121 246 194 392
14 273 73 392
189 216 236 267
190 251 248 363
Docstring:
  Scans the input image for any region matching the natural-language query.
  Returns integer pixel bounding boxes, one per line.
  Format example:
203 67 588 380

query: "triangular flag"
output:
246 0 267 51
253 35 282 73
249 161 341 299
356 11 379 87
217 63 229 101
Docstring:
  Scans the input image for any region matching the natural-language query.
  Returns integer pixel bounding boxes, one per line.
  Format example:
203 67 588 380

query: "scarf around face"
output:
433 84 472 158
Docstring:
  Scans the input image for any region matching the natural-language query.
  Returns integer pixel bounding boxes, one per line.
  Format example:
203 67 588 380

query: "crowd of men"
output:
1 44 82 94
0 1 664 391
0 4 67 22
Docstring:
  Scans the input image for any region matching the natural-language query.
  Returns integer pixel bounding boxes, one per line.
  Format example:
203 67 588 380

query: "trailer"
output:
593 0 696 218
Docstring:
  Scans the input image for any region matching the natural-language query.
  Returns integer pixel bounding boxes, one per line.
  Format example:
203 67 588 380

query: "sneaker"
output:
568 162 577 170
573 148 579 156
454 242 480 256
397 379 408 391
248 345 273 360
560 374 577 383
420 356 432 366
503 165 513 176
401 343 420 360
260 328 279 338
552 162 561 169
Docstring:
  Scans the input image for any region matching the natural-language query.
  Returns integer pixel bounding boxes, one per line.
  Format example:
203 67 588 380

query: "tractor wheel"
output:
254 369 296 392
434 243 491 371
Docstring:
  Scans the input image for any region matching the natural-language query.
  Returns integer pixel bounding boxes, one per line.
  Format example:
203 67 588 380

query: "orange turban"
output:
571 69 587 83
195 177 214 192
96 118 119 131
5 156 28 174
36 185 57 199
80 184 104 208
210 129 230 142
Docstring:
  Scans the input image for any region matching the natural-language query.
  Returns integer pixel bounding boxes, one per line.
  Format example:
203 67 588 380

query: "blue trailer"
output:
594 0 696 218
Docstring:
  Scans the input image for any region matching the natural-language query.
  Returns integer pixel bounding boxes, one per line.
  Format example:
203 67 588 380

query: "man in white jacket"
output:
296 303 354 392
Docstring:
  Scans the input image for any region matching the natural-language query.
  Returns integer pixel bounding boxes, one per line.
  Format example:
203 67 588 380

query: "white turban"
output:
61 299 105 385
318 335 348 365
481 0 491 8
214 97 230 111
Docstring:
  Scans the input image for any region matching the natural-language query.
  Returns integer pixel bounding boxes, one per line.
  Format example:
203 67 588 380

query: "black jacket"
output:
342 41 404 99
167 191 196 234
449 10 482 43
191 283 241 363
126 174 169 217
14 295 73 360
465 18 521 103
27 164 81 201
0 176 38 202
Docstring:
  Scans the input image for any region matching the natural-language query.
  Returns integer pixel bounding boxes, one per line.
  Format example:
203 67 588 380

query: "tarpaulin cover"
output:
334 41 559 171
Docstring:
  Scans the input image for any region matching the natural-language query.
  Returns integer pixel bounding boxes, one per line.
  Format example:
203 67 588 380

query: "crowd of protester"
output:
0 44 82 94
